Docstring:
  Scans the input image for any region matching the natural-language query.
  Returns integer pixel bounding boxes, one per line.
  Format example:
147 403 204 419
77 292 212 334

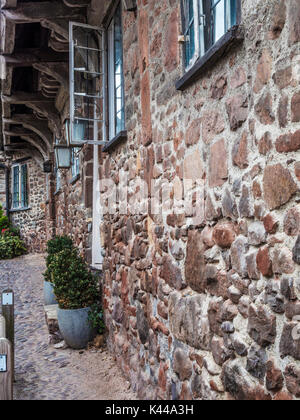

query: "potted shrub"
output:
43 236 74 305
50 248 99 349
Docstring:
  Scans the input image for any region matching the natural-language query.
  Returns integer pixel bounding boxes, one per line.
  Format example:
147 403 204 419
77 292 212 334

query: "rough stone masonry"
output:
100 0 300 400
1 0 300 401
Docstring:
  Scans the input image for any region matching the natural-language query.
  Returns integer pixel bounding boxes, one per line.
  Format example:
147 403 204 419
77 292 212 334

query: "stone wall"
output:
100 0 300 400
10 157 48 253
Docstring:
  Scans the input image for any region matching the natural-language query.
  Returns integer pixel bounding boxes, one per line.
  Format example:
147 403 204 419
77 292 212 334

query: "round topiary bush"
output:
50 248 99 310
44 235 74 282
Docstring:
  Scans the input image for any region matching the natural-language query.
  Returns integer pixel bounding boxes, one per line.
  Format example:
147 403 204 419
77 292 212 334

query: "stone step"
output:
44 304 59 335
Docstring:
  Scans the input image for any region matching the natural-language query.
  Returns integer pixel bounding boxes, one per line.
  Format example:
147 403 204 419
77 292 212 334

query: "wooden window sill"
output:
102 131 127 153
70 174 80 185
176 25 244 91
10 206 31 213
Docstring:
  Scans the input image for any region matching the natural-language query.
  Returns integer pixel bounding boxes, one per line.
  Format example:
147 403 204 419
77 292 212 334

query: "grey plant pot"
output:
44 281 58 305
57 307 96 350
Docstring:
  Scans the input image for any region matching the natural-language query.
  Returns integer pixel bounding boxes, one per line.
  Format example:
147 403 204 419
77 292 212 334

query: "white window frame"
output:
69 21 107 146
107 2 125 141
71 148 81 179
11 163 28 210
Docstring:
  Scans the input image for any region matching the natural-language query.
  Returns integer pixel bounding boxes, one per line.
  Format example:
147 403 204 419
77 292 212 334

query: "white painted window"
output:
107 1 125 141
69 22 106 146
71 148 81 178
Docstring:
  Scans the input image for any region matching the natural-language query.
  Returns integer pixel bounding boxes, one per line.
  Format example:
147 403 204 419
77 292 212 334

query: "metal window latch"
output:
199 13 206 26
178 35 189 43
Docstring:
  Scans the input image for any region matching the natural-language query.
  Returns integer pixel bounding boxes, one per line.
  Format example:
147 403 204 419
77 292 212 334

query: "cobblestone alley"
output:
0 254 137 401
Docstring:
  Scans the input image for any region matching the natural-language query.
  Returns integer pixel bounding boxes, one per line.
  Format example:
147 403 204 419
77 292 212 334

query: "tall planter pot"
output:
44 281 58 305
57 307 96 350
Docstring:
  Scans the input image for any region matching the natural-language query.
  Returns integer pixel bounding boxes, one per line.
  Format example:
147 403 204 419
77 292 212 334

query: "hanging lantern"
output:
54 145 71 169
123 0 137 11
54 129 71 169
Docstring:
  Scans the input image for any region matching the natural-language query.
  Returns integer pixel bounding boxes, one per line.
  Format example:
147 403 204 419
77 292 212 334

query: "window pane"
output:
73 96 103 121
184 0 196 67
71 148 81 178
13 166 20 208
229 0 237 27
74 70 102 97
70 23 104 145
212 0 225 43
114 3 125 135
74 47 101 75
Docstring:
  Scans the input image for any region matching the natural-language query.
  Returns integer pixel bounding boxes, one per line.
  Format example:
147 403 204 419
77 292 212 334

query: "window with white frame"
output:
71 148 81 178
107 1 125 141
181 0 238 70
12 163 28 209
55 165 61 192
69 1 125 146
70 22 105 146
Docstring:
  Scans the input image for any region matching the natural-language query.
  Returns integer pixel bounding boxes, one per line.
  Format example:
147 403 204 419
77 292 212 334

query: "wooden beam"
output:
49 38 69 53
4 127 48 154
3 115 53 150
2 2 86 23
63 0 90 7
5 145 44 165
0 0 17 9
33 62 68 89
2 102 11 118
2 50 69 66
2 92 54 103
2 92 61 132
5 132 48 159
40 16 85 40
21 136 48 159
0 14 15 54
0 64 13 95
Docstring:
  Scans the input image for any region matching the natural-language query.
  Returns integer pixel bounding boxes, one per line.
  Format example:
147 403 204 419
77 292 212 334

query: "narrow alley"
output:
0 254 136 401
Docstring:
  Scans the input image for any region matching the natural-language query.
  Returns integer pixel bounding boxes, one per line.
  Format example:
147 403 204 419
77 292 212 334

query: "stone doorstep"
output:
44 304 59 335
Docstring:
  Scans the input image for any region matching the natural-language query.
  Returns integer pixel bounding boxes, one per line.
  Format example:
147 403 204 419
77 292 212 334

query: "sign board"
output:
0 355 7 372
1 293 13 306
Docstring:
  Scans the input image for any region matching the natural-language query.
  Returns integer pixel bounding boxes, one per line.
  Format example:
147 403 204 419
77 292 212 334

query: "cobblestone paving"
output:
0 254 137 400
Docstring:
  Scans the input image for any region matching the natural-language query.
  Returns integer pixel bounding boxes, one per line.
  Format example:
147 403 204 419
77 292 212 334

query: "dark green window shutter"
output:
21 164 28 208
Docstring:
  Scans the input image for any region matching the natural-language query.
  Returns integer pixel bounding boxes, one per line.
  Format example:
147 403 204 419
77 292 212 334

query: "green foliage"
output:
0 204 26 259
0 204 10 232
46 235 74 258
50 248 99 310
88 303 105 335
0 234 27 259
44 236 74 282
